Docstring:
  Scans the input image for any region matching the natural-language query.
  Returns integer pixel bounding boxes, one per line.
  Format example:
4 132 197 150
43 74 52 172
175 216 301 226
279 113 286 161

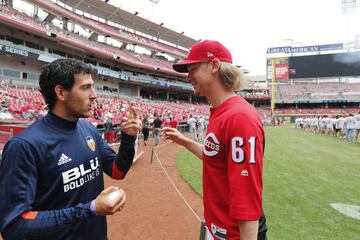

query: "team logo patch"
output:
211 223 227 240
203 132 220 157
86 136 96 152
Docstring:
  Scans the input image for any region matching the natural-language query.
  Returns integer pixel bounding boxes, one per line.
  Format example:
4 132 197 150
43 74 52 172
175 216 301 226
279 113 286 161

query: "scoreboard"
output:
288 51 360 78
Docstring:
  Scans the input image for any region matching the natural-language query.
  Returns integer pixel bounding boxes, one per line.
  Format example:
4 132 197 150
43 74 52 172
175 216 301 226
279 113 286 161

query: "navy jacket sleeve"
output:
0 138 96 239
100 131 136 179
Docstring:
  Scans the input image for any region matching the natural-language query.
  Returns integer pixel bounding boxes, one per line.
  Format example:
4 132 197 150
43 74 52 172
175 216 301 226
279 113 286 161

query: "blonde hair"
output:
218 62 246 91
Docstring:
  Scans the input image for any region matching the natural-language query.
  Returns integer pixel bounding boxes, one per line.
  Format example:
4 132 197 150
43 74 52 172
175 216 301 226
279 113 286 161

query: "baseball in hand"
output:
108 188 123 205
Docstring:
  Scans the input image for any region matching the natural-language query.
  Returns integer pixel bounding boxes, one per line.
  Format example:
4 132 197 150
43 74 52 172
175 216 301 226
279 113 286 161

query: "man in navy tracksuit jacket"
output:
0 59 140 240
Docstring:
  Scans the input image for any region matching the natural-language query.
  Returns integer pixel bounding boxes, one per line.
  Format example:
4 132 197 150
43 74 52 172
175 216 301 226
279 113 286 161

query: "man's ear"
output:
211 58 221 74
54 85 67 102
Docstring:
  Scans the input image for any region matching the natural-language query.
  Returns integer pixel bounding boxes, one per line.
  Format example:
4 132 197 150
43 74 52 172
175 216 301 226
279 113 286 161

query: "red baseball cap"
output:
173 40 233 73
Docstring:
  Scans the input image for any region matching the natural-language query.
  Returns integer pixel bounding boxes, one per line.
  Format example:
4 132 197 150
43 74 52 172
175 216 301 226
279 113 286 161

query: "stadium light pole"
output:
271 58 276 120
270 39 302 121
341 0 357 50
149 0 160 19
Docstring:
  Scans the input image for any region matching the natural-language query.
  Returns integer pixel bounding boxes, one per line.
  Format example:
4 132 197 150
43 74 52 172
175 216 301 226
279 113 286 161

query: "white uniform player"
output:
338 116 345 138
353 113 360 142
197 115 205 141
187 115 198 141
344 115 356 142
326 117 335 136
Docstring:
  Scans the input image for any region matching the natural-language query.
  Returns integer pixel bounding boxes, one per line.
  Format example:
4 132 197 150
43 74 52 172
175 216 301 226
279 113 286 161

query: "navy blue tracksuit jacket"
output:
0 112 135 240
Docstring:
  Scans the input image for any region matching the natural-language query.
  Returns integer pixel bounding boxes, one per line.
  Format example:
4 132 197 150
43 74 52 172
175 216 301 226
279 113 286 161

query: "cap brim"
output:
172 60 203 73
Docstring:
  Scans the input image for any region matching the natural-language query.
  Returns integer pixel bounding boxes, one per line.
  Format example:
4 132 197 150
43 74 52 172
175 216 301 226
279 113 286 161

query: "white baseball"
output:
108 188 123 204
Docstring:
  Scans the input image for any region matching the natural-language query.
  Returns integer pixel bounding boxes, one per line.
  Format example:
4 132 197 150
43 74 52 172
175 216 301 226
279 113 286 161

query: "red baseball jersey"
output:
170 119 178 128
203 96 264 240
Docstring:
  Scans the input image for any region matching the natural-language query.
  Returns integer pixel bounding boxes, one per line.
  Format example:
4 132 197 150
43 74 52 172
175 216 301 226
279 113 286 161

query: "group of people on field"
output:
295 113 360 142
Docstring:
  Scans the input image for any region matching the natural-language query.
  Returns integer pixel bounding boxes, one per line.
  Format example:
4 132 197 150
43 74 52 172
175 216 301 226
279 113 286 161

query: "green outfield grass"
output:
176 126 360 239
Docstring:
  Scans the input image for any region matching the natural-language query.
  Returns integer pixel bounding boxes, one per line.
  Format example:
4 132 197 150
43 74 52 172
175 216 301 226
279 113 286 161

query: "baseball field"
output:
1 127 359 240
177 126 360 239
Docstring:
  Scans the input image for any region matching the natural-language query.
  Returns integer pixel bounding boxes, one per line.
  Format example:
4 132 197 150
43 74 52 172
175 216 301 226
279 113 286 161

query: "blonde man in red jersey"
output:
163 40 267 240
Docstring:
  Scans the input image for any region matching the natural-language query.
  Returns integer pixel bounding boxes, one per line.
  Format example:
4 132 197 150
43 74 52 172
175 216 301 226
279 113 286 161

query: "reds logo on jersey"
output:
203 132 220 157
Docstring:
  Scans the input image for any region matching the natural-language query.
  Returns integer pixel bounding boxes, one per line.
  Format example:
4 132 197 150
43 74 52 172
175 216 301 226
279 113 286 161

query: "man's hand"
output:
162 127 188 145
95 186 126 215
162 127 204 159
128 106 137 120
121 107 140 136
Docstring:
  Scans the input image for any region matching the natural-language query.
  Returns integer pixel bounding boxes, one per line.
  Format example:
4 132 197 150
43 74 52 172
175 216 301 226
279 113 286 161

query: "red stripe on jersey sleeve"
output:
21 211 38 220
112 161 124 180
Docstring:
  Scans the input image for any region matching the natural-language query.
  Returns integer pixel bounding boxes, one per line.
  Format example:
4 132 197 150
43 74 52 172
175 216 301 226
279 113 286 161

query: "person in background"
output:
142 114 150 146
197 115 205 142
153 112 162 146
104 116 114 144
169 116 178 129
163 40 267 240
354 112 360 142
344 113 355 142
187 114 198 141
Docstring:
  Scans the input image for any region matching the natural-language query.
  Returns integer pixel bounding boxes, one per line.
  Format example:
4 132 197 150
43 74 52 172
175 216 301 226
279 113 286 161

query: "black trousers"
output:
258 212 268 240
143 128 149 141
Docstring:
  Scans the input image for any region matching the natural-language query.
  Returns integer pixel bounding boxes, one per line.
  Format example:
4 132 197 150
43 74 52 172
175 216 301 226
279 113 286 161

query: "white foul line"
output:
153 142 202 223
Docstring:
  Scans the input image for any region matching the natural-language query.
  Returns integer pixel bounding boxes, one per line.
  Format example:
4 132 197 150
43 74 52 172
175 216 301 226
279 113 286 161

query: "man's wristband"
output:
90 199 97 215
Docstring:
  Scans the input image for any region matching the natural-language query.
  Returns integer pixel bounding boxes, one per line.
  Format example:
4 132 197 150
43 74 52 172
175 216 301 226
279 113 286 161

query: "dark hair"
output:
39 59 96 110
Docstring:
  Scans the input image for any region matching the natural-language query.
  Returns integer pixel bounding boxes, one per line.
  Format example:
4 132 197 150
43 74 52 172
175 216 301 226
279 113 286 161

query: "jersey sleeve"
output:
224 112 264 221
100 131 136 180
0 138 96 239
